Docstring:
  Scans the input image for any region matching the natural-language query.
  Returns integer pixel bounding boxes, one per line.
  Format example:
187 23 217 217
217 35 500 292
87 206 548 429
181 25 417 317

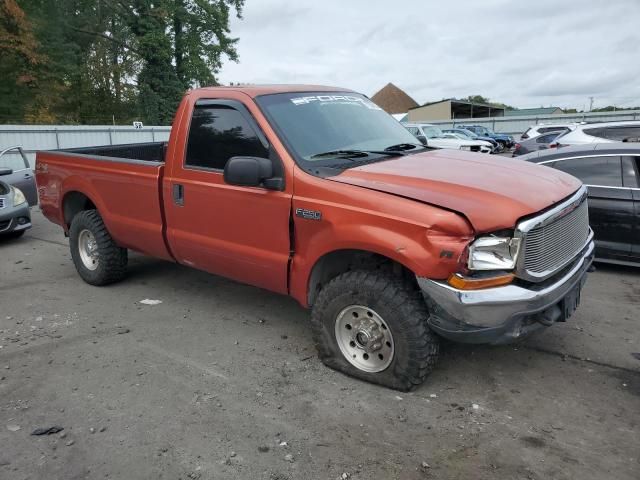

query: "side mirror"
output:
224 156 282 190
417 135 428 146
0 167 13 176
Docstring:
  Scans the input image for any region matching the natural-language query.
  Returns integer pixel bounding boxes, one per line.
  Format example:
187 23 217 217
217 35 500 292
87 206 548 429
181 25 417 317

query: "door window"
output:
539 127 569 135
584 126 640 142
622 157 639 187
185 105 268 170
536 133 559 143
553 156 623 187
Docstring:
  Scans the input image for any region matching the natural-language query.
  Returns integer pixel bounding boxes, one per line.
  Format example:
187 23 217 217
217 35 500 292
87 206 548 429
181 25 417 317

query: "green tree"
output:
1 0 244 124
0 0 45 122
461 95 516 111
112 0 244 123
172 0 243 88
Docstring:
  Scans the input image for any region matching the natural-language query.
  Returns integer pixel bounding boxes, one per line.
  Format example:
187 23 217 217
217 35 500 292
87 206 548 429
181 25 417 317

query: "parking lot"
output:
1 209 639 480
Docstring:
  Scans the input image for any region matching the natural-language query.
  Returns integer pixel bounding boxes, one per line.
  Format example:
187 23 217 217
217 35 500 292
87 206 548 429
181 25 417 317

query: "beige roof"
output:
370 83 418 114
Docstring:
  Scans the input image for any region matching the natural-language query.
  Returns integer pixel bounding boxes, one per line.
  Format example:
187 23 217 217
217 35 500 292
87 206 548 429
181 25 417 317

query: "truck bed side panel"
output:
36 151 172 261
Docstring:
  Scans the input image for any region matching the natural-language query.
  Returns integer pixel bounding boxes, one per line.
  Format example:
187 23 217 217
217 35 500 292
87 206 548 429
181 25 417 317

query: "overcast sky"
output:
217 0 640 110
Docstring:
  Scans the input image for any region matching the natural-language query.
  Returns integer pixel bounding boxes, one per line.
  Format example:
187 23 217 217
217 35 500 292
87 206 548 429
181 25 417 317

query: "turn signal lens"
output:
447 273 514 290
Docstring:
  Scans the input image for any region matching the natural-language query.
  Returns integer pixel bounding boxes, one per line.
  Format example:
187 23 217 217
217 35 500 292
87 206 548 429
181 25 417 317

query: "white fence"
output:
3 110 640 169
0 125 171 169
427 110 640 136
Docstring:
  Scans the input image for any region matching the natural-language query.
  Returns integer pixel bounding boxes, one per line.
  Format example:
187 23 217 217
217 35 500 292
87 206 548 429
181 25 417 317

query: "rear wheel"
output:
311 270 440 391
69 210 127 285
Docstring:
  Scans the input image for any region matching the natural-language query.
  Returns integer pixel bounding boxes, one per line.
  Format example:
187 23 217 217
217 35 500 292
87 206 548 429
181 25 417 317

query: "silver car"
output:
0 146 35 239
512 130 565 157
555 121 640 146
0 146 38 205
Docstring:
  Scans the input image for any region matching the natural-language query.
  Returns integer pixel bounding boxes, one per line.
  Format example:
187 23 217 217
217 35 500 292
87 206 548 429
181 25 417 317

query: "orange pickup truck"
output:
36 85 594 390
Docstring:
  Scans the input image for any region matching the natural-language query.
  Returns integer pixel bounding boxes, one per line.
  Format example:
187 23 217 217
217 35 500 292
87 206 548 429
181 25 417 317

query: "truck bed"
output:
36 144 172 261
61 142 167 164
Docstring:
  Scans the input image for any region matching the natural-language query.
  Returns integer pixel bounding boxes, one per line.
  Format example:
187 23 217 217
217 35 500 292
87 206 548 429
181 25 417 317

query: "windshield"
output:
420 126 444 138
255 92 422 165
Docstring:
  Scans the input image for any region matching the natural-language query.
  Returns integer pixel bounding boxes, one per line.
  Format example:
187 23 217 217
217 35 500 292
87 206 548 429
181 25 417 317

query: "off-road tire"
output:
69 209 127 286
311 270 440 391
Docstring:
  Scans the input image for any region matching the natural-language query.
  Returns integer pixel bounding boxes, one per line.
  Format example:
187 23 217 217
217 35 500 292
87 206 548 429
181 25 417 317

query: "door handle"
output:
173 184 184 206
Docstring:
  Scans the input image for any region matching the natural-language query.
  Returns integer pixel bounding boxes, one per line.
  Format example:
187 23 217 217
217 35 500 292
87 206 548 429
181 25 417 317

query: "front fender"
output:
289 215 471 308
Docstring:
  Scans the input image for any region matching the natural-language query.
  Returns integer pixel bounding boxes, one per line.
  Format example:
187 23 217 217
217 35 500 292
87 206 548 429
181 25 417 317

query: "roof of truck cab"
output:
194 85 353 97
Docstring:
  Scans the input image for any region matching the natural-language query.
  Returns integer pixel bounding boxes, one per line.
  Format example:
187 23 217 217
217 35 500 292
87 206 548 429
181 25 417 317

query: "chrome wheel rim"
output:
78 229 99 271
334 305 394 373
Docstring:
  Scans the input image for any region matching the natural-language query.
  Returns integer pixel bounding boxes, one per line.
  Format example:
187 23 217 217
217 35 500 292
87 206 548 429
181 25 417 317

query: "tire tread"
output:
311 269 439 391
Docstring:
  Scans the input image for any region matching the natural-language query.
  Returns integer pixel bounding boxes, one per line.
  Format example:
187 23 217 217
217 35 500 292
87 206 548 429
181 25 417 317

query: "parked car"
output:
443 128 500 152
555 121 640 146
404 123 490 152
440 133 493 153
457 125 514 149
0 146 38 206
37 85 594 391
520 143 639 265
512 130 565 157
0 174 32 239
520 123 578 140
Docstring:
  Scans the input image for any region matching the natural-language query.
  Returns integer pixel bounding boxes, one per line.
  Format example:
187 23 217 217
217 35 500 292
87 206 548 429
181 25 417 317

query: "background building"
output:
407 99 505 122
371 83 418 115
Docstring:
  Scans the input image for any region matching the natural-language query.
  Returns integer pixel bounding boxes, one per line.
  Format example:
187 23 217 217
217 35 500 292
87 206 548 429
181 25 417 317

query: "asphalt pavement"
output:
1 210 638 480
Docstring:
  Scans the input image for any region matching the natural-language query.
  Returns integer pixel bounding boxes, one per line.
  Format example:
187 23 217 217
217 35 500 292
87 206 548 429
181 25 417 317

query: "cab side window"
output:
185 105 268 170
553 156 623 187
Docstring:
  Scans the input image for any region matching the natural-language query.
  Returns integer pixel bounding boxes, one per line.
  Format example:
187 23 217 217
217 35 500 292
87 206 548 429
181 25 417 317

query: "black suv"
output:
520 144 640 266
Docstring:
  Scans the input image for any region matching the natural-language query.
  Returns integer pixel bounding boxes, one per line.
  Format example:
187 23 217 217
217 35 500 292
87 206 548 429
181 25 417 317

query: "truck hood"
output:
330 149 582 232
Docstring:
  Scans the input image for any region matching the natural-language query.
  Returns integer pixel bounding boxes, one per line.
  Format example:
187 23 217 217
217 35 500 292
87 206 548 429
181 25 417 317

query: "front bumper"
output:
417 239 594 345
0 202 32 235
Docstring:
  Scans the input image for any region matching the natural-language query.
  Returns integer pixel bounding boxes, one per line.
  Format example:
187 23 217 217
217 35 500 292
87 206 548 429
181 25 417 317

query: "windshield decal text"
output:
290 95 382 110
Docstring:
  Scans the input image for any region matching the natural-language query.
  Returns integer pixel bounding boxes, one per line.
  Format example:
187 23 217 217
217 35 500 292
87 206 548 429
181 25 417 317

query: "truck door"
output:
163 97 293 294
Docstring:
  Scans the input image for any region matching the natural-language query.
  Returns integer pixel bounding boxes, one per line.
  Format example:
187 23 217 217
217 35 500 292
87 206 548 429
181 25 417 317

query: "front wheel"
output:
311 270 440 391
69 210 127 286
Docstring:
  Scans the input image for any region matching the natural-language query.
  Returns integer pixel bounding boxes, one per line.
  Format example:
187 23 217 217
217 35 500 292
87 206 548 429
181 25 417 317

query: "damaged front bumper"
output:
417 239 594 345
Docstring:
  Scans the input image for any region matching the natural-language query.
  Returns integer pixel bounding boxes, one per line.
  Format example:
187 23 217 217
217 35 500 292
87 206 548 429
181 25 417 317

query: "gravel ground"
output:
1 209 639 480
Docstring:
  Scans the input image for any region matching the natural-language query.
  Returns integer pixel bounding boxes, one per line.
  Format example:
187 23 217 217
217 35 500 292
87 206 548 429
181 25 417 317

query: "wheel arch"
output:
62 191 98 228
306 248 418 307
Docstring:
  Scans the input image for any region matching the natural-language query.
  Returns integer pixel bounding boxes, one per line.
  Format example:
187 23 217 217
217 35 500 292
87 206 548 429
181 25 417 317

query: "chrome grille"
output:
0 198 5 209
520 194 590 279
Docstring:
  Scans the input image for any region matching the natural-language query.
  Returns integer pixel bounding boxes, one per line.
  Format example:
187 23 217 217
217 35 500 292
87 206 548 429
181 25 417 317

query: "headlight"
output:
468 236 521 270
12 187 27 206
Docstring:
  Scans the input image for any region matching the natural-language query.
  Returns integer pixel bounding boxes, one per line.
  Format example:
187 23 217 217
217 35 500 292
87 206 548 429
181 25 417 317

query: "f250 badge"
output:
295 208 322 221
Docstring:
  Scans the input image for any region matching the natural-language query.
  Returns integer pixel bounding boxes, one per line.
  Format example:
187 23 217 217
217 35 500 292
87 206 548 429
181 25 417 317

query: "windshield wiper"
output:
310 150 371 159
310 148 407 159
